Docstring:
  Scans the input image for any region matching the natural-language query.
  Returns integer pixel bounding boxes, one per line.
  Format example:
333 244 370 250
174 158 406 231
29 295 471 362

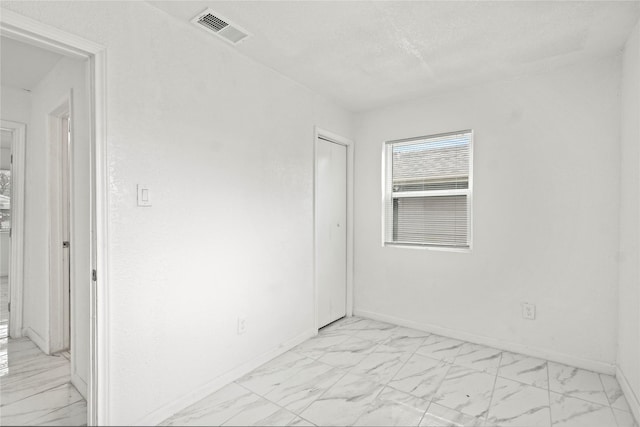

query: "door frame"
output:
313 127 354 333
1 119 26 339
0 10 109 426
48 96 72 356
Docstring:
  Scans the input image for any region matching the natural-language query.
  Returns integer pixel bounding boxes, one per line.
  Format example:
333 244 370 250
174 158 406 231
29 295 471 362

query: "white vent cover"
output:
191 9 251 45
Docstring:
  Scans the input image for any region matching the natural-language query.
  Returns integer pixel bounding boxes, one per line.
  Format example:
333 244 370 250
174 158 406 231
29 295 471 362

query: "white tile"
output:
416 335 465 362
454 343 502 374
487 377 551 427
498 352 548 388
382 330 429 353
4 349 67 377
300 373 385 426
317 336 378 369
150 319 638 427
289 417 316 426
237 351 315 395
600 374 632 412
548 362 609 406
319 317 372 336
293 334 351 360
381 336 428 353
390 326 431 340
162 383 261 426
25 400 87 426
432 364 495 419
549 392 617 427
420 402 485 427
613 408 638 427
354 320 398 342
0 336 86 427
0 382 85 426
349 343 411 383
1 362 72 406
353 387 430 426
388 353 451 400
222 400 293 426
264 360 344 413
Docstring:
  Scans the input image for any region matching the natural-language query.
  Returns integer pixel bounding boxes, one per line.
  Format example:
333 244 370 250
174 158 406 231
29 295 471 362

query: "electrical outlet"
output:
522 303 536 320
237 316 247 335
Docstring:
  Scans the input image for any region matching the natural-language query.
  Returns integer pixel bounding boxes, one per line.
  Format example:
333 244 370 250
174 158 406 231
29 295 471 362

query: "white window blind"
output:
384 130 472 249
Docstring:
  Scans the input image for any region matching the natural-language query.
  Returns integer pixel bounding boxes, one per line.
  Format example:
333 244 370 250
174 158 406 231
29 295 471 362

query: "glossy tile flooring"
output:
0 276 87 426
163 316 638 427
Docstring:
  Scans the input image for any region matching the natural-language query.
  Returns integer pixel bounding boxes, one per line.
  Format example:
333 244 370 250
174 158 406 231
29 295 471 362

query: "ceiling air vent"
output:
191 9 251 45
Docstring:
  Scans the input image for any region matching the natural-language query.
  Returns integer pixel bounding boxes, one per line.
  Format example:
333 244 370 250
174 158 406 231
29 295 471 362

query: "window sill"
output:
383 242 472 253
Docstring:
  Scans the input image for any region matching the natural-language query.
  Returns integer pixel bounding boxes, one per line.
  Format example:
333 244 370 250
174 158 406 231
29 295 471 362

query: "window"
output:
383 130 472 249
0 170 10 231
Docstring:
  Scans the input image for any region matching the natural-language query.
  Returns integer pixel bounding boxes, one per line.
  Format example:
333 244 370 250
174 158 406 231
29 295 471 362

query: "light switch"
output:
137 184 151 207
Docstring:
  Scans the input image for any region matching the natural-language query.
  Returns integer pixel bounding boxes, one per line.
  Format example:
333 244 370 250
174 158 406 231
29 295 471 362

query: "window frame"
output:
381 129 474 252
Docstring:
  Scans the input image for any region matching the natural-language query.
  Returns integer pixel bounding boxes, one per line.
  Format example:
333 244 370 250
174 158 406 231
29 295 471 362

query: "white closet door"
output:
317 138 347 328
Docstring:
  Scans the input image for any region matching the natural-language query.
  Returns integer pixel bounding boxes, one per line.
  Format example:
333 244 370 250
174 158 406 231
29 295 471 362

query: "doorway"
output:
0 120 25 340
0 128 13 341
314 129 354 330
0 9 108 425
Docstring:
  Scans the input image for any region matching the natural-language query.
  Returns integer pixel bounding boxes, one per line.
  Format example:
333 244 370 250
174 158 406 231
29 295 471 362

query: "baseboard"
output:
71 372 88 400
355 309 616 375
617 366 640 424
23 326 49 355
134 328 316 426
10 325 23 339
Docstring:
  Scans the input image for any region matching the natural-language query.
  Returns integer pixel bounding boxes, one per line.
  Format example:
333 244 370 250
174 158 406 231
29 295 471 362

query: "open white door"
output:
316 137 347 328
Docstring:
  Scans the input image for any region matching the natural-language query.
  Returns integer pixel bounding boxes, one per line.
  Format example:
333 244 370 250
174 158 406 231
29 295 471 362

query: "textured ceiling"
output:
152 1 640 112
0 36 64 90
150 1 640 112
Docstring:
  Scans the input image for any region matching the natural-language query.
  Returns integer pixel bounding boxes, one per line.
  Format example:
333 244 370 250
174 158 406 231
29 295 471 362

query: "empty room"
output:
0 1 639 426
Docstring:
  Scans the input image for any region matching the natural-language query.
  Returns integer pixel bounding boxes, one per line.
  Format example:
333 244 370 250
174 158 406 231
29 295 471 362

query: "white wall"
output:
1 2 353 424
1 85 31 124
21 55 91 397
0 148 9 169
618 20 640 421
354 56 621 371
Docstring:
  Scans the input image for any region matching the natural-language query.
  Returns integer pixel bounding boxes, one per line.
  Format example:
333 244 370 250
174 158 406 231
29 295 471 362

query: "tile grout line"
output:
234 380 318 426
599 373 622 427
359 329 432 426
376 330 432 424
482 352 503 426
290 359 354 417
310 329 391 426
311 325 431 426
231 324 374 426
299 331 392 415
416 398 434 427
547 360 554 427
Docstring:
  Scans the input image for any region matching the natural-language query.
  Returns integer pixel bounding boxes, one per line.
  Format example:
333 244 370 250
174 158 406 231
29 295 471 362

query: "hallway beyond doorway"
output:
0 277 86 426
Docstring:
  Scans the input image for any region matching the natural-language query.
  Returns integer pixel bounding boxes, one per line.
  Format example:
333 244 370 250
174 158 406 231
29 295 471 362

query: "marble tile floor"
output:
0 276 87 426
163 316 638 427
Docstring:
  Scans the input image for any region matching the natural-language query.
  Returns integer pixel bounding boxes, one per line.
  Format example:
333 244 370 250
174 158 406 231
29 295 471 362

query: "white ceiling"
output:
150 1 640 112
1 36 64 90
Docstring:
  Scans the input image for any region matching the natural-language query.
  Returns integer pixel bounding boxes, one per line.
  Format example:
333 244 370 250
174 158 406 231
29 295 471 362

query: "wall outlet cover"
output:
522 302 536 320
237 316 247 335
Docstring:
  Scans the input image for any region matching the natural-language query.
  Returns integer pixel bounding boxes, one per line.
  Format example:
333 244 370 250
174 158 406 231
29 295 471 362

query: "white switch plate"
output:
137 184 151 207
522 302 536 320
